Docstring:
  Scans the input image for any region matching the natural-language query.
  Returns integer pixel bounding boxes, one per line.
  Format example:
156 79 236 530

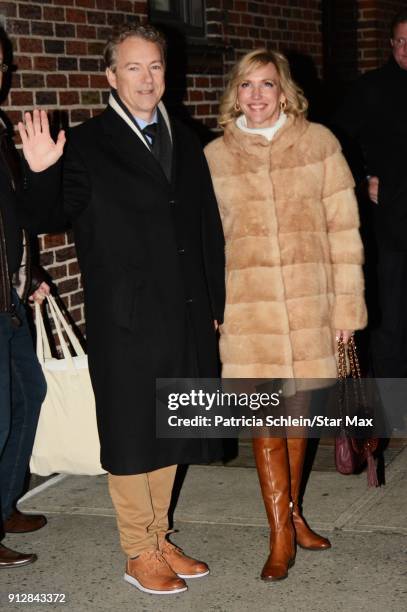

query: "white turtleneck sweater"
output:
236 112 287 141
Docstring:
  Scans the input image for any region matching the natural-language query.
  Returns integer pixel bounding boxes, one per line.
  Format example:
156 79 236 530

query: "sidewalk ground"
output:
1 445 406 612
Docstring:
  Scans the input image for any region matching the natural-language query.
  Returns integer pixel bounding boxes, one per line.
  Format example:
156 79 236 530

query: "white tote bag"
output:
30 294 106 476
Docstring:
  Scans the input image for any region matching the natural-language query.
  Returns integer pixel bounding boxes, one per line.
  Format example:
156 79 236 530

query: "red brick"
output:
57 278 79 294
189 90 204 101
95 0 112 9
116 0 134 11
47 74 68 88
43 234 67 249
59 91 80 105
18 4 42 20
43 7 65 21
70 291 85 307
87 10 106 24
22 73 45 88
76 25 97 39
69 74 89 87
66 40 87 55
7 19 30 35
55 246 77 262
46 264 68 280
14 54 32 70
76 0 96 7
19 37 43 53
66 8 87 23
11 91 34 106
90 74 108 88
40 251 55 267
31 21 54 36
88 41 105 55
68 261 80 275
34 56 57 71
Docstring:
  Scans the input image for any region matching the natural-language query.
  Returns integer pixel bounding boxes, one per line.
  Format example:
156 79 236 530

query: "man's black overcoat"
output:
334 57 407 250
63 104 225 475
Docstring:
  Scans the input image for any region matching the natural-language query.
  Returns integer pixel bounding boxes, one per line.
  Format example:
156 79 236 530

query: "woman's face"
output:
236 62 285 129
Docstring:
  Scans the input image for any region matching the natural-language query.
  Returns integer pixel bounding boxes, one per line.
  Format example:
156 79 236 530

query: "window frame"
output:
149 0 206 41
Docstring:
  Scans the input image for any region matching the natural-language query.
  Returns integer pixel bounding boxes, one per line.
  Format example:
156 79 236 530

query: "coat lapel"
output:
99 106 170 189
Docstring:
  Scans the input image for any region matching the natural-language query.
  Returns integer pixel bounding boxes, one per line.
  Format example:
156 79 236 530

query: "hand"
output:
29 282 50 306
214 320 219 331
367 176 379 204
18 109 66 173
335 329 354 344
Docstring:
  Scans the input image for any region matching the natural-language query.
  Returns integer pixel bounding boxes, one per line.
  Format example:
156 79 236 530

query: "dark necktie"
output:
141 123 158 148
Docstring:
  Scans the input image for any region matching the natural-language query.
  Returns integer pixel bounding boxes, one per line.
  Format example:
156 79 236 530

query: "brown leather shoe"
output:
252 437 296 581
124 549 187 595
0 543 37 568
160 539 209 579
4 509 47 534
287 438 331 550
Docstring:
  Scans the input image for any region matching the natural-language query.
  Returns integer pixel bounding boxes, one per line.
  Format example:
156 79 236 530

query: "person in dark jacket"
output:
334 10 407 379
0 28 65 568
21 23 225 595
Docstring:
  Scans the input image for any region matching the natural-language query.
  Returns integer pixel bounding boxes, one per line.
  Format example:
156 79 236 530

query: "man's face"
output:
106 37 165 122
391 21 407 70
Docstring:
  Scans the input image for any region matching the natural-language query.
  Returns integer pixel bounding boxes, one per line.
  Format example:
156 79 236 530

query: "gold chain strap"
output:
348 336 361 379
337 336 347 379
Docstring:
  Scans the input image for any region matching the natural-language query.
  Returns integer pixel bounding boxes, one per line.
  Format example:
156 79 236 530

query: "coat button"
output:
169 199 175 205
186 298 194 304
178 248 186 254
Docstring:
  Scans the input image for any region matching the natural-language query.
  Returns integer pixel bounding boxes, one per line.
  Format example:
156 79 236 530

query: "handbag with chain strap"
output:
335 336 379 486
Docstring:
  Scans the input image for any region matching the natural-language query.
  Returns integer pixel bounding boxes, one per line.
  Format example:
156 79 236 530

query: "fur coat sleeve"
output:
322 139 367 331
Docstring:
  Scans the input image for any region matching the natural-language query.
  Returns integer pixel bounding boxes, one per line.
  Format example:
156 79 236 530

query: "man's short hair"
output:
391 10 407 37
104 22 167 72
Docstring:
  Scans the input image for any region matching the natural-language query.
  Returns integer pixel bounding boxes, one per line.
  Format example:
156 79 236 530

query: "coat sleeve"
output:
63 137 92 221
200 149 226 324
17 159 65 234
322 137 367 331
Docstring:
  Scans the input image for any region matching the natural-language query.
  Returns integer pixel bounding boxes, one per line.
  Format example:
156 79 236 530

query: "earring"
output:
234 100 241 112
279 100 287 111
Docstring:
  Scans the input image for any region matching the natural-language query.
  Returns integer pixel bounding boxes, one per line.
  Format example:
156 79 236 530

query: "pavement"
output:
1 445 406 612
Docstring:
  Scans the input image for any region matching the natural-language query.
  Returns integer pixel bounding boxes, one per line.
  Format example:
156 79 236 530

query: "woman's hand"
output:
18 109 66 173
29 282 50 306
335 329 354 344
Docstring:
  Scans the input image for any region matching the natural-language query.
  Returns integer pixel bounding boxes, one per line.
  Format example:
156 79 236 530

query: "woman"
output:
205 49 367 581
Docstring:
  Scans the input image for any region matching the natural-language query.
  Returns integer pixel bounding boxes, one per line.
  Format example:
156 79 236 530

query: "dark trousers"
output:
0 292 46 535
369 249 407 377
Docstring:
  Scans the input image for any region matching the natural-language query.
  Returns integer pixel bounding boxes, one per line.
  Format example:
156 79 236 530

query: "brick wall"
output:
0 0 402 337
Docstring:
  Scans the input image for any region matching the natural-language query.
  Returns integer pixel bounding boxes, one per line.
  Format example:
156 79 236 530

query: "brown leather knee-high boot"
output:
287 438 331 550
252 437 296 580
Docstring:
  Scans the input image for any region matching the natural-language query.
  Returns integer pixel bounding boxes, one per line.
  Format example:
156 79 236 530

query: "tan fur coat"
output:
205 115 367 378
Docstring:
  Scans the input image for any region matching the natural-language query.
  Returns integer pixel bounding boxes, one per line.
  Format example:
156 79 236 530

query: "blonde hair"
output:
218 48 308 128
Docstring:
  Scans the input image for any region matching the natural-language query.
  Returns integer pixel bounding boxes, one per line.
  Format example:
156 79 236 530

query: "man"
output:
58 23 224 595
334 10 407 379
0 27 65 567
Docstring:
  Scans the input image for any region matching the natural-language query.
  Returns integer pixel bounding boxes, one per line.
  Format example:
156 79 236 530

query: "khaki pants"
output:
108 464 177 557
